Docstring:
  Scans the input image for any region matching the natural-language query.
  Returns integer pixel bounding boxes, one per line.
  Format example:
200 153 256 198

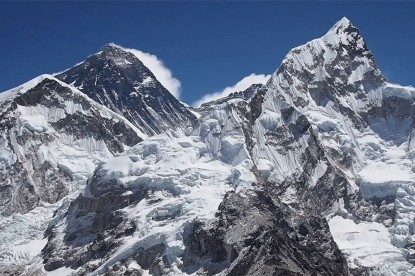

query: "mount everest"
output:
55 43 196 136
1 17 415 275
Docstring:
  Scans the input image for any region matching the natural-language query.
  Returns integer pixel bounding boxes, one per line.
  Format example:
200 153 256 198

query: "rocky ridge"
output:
0 44 197 272
56 44 196 136
2 17 415 276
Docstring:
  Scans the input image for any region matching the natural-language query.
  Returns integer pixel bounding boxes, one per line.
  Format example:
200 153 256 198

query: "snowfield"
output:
2 17 415 276
0 74 144 269
87 130 255 275
329 215 415 275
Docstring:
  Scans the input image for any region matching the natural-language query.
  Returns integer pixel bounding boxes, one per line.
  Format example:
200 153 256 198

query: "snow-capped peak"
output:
278 17 366 69
101 42 123 51
328 16 352 34
322 16 367 52
0 74 55 104
99 43 135 60
0 74 103 108
55 43 196 137
267 17 383 114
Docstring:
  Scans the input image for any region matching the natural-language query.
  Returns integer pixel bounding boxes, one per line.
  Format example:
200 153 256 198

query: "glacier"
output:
0 74 143 271
1 16 415 276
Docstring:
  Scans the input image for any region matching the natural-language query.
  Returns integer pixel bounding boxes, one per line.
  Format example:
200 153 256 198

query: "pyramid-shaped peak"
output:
317 16 369 53
96 43 145 67
270 15 381 94
332 17 352 29
327 17 358 36
100 43 124 52
98 43 133 58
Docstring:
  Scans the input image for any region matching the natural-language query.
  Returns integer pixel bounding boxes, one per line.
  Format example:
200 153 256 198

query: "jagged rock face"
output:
41 127 256 275
184 190 348 276
199 84 265 108
56 44 196 136
0 75 142 216
42 171 142 273
6 17 415 276
41 74 352 275
258 17 384 178
268 17 385 118
255 18 415 273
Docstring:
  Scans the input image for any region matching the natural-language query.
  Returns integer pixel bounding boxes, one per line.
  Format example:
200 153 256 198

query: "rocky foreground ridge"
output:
1 17 415 276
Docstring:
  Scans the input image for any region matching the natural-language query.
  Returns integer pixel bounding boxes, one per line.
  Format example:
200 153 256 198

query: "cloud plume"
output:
118 45 182 99
193 73 270 107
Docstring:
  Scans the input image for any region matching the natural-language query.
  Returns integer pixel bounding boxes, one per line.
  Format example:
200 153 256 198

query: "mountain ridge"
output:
41 17 415 275
1 17 415 276
55 43 196 136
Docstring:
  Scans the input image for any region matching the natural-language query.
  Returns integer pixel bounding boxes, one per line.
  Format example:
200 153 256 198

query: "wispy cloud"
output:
193 73 270 107
118 45 182 99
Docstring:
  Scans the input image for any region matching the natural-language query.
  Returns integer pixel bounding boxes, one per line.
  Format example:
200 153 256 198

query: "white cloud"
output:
117 44 182 99
193 73 271 107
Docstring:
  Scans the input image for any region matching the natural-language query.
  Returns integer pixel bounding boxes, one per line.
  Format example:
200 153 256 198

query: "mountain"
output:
0 74 144 215
199 83 265 108
0 74 146 270
244 17 415 274
55 44 196 136
42 97 347 275
2 17 415 276
39 17 415 275
0 44 197 271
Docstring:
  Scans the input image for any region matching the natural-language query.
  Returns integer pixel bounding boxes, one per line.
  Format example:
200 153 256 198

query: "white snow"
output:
309 160 328 187
12 239 48 261
358 163 412 183
329 216 407 269
262 17 415 275
383 82 415 100
0 202 66 266
0 134 16 169
256 158 274 179
113 44 182 99
87 101 255 275
46 266 81 276
0 75 49 102
2 18 415 276
0 74 148 269
281 186 297 204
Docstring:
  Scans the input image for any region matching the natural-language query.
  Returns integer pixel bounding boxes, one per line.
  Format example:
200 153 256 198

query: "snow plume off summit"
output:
1 17 415 276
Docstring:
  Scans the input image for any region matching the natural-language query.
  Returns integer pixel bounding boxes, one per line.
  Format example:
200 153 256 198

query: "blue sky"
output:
1 2 414 105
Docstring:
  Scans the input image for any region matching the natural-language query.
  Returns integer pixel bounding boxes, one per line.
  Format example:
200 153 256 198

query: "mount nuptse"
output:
1 17 415 276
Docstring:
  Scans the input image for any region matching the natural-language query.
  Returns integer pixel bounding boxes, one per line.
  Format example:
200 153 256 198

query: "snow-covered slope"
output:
42 17 415 276
55 44 196 136
3 16 415 276
41 91 257 274
43 80 348 275
198 83 265 108
0 74 144 270
253 17 415 274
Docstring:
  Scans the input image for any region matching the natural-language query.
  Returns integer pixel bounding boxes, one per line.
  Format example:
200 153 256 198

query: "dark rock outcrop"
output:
184 190 349 276
56 44 196 136
0 76 142 215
